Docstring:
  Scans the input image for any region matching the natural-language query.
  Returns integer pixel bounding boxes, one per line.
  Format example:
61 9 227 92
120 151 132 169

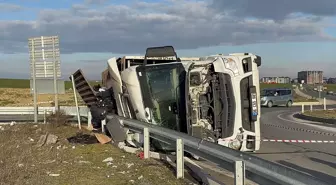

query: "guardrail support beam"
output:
234 161 245 185
176 138 184 179
43 109 46 124
87 111 92 129
143 127 150 159
310 105 313 112
324 98 326 110
101 119 106 134
301 104 304 113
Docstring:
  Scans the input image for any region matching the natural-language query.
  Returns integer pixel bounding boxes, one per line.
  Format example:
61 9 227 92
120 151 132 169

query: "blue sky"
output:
1 0 336 80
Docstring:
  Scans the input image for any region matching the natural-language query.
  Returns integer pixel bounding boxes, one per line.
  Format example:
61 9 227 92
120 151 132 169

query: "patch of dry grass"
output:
0 123 191 185
303 110 336 119
293 92 319 102
0 88 85 107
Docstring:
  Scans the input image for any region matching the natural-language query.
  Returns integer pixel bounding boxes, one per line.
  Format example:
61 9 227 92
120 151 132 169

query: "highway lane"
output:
255 106 336 184
303 86 336 101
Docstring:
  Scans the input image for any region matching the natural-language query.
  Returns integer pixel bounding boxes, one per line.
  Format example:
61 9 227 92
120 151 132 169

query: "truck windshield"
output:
137 63 186 131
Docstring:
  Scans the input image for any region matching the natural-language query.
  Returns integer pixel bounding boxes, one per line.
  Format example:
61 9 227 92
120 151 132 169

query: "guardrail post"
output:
301 104 304 113
87 111 92 128
176 138 184 179
143 127 149 159
101 119 106 134
324 98 326 110
310 105 313 112
234 161 245 185
43 109 46 124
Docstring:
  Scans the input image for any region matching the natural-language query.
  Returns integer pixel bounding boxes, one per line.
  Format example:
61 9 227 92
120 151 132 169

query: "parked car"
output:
260 88 293 108
327 91 334 95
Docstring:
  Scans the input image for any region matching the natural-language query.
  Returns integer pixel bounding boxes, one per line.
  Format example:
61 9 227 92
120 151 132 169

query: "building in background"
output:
291 78 298 83
297 71 323 84
277 77 291 84
323 77 328 83
327 78 336 84
260 77 277 83
260 77 291 84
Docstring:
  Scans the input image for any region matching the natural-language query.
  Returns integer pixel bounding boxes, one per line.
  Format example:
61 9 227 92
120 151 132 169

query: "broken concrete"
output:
37 134 58 147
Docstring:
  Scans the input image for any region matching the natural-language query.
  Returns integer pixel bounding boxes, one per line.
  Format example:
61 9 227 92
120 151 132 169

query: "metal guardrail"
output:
0 106 89 116
107 114 329 185
0 106 90 123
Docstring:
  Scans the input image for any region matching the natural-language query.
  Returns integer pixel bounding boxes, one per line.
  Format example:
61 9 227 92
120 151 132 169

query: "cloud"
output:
84 0 108 5
0 0 335 55
210 0 336 21
0 3 24 12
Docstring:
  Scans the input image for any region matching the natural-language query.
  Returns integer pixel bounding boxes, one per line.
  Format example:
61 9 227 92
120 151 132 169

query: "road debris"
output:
36 134 58 147
102 157 113 163
48 174 60 177
126 163 134 168
78 160 91 164
10 121 16 126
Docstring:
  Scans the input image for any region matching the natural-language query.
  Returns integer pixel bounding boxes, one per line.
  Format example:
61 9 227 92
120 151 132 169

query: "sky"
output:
1 0 336 80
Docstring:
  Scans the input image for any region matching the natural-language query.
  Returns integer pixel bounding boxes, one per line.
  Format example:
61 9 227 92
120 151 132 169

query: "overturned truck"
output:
71 46 262 152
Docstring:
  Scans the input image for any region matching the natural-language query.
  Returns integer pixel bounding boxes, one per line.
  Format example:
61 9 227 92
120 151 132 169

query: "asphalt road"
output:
303 86 336 101
255 106 336 184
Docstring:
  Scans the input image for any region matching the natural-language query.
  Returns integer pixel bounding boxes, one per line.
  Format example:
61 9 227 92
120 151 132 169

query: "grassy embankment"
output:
303 109 336 119
260 83 318 102
0 78 99 106
0 119 189 185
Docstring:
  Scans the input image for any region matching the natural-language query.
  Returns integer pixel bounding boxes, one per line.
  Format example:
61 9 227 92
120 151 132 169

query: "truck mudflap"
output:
70 69 98 107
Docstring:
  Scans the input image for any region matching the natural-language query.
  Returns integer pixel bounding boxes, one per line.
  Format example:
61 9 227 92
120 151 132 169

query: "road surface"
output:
303 86 336 101
255 106 336 184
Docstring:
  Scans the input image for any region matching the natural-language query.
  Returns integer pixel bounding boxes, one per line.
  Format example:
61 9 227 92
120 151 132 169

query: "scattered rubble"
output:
48 174 60 177
36 134 58 147
126 163 134 168
102 157 113 163
10 121 16 126
77 161 91 164
44 160 56 164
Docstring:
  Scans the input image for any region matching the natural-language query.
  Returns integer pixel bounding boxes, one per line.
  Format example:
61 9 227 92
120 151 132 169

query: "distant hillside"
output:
0 78 100 89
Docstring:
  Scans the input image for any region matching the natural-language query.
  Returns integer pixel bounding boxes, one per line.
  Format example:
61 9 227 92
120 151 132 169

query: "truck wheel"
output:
267 101 273 108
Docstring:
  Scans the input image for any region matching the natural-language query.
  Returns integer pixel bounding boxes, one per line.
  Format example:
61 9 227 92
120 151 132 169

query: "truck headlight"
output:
223 58 239 76
228 139 242 150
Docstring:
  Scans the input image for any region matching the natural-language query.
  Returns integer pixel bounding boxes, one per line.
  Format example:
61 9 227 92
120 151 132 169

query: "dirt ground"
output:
0 122 193 185
0 88 83 107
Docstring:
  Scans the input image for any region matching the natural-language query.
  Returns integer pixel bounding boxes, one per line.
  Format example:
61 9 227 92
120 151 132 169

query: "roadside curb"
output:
293 113 336 125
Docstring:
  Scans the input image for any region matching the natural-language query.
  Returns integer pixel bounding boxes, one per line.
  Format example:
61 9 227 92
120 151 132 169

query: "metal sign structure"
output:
28 36 63 122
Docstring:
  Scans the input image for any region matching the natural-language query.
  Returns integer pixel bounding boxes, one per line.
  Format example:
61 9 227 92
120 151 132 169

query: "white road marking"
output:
276 112 336 133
